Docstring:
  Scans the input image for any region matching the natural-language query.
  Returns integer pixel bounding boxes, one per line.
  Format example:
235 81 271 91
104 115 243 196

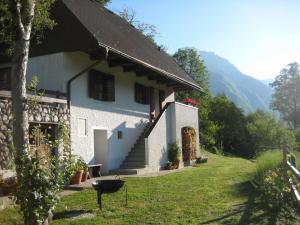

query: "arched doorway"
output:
181 127 197 163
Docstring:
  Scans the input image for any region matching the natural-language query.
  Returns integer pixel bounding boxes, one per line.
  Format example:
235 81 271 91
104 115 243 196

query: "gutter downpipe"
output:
66 48 109 109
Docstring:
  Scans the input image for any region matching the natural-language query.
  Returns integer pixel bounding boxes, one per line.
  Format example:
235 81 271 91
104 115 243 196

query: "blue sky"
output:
108 0 300 80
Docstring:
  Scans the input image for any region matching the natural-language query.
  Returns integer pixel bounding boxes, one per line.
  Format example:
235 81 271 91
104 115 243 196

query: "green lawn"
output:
0 152 298 225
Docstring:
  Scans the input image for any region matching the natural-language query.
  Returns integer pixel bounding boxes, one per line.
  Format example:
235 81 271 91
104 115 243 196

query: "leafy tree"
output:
172 48 215 149
271 62 300 129
173 47 208 98
118 6 167 52
208 94 249 157
246 110 296 156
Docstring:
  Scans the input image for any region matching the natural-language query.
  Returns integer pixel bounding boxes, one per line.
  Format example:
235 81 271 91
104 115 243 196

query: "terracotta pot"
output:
172 159 180 169
1 184 16 195
164 164 173 170
81 171 88 182
70 170 84 185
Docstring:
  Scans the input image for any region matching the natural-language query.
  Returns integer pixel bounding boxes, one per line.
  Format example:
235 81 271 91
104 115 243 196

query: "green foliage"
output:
15 155 63 225
246 110 296 156
118 6 160 45
77 157 88 172
259 167 295 214
198 93 220 149
172 48 217 150
253 150 283 185
168 142 181 163
294 128 300 151
173 48 208 102
12 77 71 224
208 94 249 157
64 156 87 182
96 0 111 5
0 0 56 59
271 62 300 129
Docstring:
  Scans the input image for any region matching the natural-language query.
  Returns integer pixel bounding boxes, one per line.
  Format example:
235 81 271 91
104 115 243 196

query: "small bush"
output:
254 150 282 185
259 167 295 213
168 142 181 163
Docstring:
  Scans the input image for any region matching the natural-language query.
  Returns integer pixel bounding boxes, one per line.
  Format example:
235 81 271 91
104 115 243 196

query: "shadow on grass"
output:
199 181 282 225
63 186 85 191
53 209 95 220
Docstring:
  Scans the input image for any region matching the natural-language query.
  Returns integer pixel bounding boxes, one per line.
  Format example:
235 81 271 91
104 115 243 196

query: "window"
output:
88 70 115 101
135 83 150 104
0 67 11 90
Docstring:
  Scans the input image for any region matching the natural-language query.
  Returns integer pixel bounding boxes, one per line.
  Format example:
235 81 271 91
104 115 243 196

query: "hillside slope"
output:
200 51 272 113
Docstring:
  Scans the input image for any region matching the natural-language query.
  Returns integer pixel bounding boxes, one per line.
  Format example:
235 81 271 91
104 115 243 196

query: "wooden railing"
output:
283 146 300 207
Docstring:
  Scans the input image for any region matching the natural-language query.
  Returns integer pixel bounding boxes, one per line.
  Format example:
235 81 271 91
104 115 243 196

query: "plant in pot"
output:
77 158 89 182
67 160 84 185
164 161 173 170
168 142 181 169
0 176 17 195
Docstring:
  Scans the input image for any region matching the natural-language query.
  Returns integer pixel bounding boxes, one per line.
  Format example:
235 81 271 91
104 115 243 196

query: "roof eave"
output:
96 42 204 92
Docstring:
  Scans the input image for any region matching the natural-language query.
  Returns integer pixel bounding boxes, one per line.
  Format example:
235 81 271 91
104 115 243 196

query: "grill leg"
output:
97 191 102 210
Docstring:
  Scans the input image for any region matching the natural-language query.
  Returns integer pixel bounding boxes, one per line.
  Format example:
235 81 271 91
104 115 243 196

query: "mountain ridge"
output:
200 51 273 113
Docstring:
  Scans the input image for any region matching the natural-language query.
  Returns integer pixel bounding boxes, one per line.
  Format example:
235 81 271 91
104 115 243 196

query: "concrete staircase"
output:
110 123 151 175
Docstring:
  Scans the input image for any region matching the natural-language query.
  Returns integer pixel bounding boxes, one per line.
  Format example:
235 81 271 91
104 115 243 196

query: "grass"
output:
0 151 298 225
253 150 282 185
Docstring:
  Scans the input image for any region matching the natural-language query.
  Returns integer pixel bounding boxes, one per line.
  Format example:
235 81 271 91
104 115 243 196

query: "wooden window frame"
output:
135 83 150 105
88 70 115 102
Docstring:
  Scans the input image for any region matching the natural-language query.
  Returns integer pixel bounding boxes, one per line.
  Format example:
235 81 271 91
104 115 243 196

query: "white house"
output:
0 0 202 174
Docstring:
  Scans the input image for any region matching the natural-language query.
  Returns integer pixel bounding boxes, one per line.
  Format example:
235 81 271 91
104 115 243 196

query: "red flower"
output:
183 98 199 106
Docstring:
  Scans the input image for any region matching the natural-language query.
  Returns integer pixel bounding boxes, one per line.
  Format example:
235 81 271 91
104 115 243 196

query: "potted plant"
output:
77 158 89 182
67 160 84 185
168 142 181 169
0 176 17 195
164 161 173 170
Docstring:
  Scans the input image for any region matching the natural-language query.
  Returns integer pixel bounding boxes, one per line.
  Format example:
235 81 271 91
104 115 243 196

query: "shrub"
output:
168 142 181 163
259 167 295 213
254 150 282 185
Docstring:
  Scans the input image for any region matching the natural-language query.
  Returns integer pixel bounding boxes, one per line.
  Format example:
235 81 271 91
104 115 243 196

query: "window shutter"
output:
104 75 115 101
89 70 115 101
145 87 151 105
88 70 97 99
135 83 151 104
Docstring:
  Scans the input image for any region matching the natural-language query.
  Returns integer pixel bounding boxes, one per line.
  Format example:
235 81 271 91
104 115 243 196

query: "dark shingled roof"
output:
33 0 202 91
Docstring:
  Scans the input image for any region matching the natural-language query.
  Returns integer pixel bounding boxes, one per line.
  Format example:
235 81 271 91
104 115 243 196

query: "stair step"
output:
134 142 145 148
118 122 149 170
121 161 145 167
129 148 144 154
120 165 146 169
126 152 145 159
125 158 145 164
126 155 144 160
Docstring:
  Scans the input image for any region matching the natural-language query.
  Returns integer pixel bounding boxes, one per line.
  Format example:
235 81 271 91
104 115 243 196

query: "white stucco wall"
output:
26 51 175 173
145 102 200 170
173 102 200 158
145 106 174 170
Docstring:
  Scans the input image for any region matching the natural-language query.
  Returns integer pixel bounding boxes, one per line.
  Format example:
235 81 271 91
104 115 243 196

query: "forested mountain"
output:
200 51 273 113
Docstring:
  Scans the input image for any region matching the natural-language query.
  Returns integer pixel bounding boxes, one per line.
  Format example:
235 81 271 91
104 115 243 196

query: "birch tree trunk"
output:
10 1 37 224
